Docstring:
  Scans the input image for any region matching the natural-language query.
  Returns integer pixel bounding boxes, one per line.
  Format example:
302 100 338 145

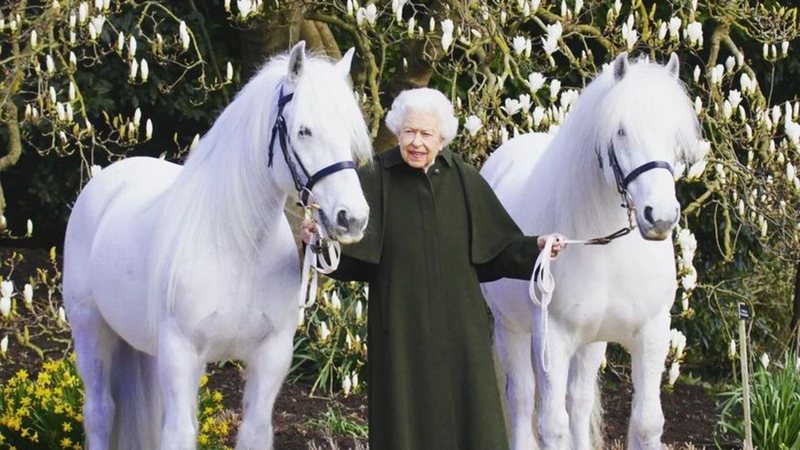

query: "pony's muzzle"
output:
640 204 679 240
333 207 368 244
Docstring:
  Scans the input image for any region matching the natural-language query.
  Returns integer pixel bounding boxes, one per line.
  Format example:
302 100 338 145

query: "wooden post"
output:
738 303 753 450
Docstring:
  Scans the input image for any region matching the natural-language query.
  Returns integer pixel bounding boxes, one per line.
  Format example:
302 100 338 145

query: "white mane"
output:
531 58 700 236
147 52 373 330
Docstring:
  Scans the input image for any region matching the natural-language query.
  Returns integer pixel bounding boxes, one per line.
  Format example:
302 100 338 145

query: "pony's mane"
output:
147 51 372 332
533 56 700 234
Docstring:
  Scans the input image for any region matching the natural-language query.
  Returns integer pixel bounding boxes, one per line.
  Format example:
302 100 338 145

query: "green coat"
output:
330 146 540 450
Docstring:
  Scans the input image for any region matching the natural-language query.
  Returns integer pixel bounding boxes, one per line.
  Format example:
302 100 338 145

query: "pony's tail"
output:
589 377 605 450
109 340 161 450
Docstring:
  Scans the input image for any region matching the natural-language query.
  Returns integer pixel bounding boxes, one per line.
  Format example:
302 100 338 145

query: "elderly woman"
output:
303 88 565 450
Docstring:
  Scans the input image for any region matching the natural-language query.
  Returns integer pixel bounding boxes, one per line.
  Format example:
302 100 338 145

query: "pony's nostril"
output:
336 210 349 229
644 206 655 224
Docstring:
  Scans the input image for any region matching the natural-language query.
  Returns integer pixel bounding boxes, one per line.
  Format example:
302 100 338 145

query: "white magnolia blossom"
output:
502 98 522 116
549 79 561 100
528 72 546 92
670 329 687 359
464 115 482 136
238 0 253 18
680 268 697 291
729 339 737 359
129 58 139 79
668 16 681 41
728 90 742 109
297 307 305 327
391 0 407 22
140 59 149 82
621 15 638 51
772 105 782 125
90 14 105 35
58 306 67 324
440 19 454 51
740 73 756 94
90 164 102 178
0 296 9 318
179 21 191 51
117 31 125 52
541 22 562 56
88 22 98 40
69 51 77 69
318 320 331 342
518 93 531 113
532 106 546 127
129 35 137 59
785 120 800 147
694 96 702 115
46 54 55 74
725 56 735 73
573 0 584 15
342 372 352 395
0 335 7 355
66 103 74 122
787 162 796 181
78 2 89 23
0 280 13 299
693 65 700 83
760 352 770 370
657 21 667 41
512 35 527 56
722 100 733 120
190 133 200 150
685 21 703 47
133 107 142 127
31 29 38 49
26 219 33 236
351 371 360 389
23 284 33 305
146 118 153 140
668 361 680 386
355 300 363 320
710 64 724 85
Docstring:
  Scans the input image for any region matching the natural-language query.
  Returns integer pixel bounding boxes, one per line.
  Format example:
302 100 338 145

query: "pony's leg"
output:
158 319 204 450
567 342 607 450
236 328 294 450
494 322 537 450
70 304 118 450
533 323 572 450
627 313 670 450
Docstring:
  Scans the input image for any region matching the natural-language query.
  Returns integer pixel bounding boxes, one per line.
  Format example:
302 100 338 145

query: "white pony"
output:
63 42 372 450
481 53 701 450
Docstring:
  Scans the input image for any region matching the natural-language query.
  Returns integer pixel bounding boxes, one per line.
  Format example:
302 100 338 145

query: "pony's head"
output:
595 52 700 240
260 42 372 243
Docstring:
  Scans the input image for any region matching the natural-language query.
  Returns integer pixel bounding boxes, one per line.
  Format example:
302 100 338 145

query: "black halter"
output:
584 147 674 245
268 85 357 206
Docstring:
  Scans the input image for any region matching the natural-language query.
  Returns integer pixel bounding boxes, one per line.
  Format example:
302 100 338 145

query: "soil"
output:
0 246 736 449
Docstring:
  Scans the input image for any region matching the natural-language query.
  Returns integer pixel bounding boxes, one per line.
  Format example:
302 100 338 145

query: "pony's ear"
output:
665 52 680 79
613 52 629 81
287 40 307 83
335 47 356 79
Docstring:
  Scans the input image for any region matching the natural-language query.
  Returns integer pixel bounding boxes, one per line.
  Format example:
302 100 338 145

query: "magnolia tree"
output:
0 0 235 225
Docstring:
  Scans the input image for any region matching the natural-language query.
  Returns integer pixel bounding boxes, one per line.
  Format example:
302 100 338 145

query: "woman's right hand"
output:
301 219 317 245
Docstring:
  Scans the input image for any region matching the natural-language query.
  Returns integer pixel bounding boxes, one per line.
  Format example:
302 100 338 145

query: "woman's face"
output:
398 109 444 171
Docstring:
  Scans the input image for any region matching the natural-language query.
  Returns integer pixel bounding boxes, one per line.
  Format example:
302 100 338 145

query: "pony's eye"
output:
617 127 626 138
299 126 313 137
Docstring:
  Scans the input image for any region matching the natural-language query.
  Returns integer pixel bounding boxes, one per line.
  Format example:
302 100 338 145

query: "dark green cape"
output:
331 147 538 450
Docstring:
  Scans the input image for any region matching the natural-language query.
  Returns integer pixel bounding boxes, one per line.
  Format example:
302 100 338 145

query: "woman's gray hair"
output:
385 88 459 146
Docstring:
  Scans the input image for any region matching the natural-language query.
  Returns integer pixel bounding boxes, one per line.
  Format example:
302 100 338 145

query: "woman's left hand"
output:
537 234 567 259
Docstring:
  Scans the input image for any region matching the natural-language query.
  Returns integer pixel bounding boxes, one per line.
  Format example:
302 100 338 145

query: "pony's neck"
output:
166 71 292 258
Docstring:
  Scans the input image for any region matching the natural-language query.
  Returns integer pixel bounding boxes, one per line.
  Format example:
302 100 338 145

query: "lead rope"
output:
529 235 557 373
298 205 341 322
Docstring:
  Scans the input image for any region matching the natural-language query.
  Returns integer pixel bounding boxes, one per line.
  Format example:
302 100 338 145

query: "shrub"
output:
0 354 233 449
718 350 800 449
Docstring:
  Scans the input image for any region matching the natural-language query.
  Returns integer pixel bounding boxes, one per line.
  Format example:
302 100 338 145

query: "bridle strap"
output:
267 84 357 207
621 160 674 190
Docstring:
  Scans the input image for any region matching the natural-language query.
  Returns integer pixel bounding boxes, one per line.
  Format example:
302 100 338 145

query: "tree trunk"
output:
0 102 22 219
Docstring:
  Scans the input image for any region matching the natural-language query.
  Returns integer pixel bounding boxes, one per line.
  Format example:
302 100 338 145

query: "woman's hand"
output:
300 219 317 245
537 234 567 259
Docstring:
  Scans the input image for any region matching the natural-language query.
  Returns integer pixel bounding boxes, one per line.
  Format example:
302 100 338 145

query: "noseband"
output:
268 85 357 207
